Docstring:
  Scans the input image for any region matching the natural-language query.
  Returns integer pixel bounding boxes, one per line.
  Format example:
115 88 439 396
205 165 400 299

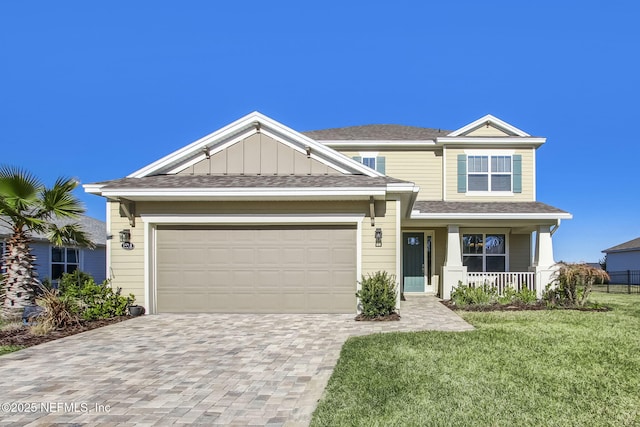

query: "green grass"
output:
0 319 24 355
311 293 640 426
0 345 23 355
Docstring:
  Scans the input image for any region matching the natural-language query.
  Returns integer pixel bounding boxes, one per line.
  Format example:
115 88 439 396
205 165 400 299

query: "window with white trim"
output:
352 153 386 174
468 155 512 192
51 247 80 280
462 234 506 272
362 157 376 170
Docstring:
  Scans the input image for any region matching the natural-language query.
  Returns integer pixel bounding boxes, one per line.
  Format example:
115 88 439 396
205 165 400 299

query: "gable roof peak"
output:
448 114 531 137
127 111 383 179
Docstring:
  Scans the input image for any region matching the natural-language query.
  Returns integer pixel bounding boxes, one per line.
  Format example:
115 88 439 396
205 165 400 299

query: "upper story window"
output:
353 153 386 174
458 152 522 194
468 155 512 192
51 247 80 281
362 157 376 170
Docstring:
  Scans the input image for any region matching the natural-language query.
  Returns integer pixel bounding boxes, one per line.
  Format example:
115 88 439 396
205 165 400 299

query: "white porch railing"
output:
466 272 536 295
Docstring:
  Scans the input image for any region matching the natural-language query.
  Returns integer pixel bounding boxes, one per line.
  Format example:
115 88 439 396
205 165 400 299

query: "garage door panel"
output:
156 226 357 313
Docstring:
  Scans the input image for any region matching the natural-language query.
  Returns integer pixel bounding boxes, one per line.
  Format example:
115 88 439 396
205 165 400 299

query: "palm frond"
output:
47 223 96 249
0 165 43 215
37 177 85 219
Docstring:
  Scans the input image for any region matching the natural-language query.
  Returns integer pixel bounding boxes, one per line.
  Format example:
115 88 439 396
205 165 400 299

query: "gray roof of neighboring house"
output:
412 201 570 215
0 215 106 246
603 237 640 253
303 124 451 141
93 174 411 189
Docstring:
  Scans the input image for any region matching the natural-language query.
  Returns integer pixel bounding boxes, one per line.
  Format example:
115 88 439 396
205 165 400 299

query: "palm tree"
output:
0 166 94 320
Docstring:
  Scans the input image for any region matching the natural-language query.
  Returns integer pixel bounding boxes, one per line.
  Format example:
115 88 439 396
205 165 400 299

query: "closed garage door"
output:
155 225 357 313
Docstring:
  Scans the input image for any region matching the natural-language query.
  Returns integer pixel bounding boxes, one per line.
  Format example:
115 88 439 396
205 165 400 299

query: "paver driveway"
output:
0 296 472 426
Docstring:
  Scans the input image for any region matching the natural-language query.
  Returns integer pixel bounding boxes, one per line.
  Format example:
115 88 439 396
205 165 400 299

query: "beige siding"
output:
445 147 535 201
361 200 397 277
108 199 398 305
509 233 532 271
465 125 511 137
178 133 341 175
108 201 145 299
339 150 443 200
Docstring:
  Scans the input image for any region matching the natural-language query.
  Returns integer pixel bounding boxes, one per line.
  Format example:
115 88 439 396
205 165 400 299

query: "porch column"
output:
530 225 557 299
441 225 466 299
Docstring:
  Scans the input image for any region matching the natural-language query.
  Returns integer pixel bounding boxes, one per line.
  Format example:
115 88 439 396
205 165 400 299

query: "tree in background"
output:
0 166 94 320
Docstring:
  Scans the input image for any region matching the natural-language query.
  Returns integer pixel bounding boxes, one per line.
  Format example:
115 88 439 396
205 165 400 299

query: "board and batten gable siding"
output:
178 133 342 176
107 199 398 306
445 147 535 201
339 150 443 200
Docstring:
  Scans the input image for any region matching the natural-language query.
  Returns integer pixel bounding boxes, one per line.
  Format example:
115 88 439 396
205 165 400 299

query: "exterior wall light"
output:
119 229 131 244
375 228 382 247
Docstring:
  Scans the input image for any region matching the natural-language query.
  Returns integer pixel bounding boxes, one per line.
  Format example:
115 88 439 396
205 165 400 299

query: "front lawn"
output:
311 293 640 426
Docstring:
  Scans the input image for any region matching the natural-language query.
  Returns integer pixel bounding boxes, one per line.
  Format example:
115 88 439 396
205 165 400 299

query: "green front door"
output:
403 232 425 293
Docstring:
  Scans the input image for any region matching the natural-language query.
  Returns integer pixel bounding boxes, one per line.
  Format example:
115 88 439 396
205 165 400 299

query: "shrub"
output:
32 288 80 335
452 282 539 307
356 271 398 318
544 263 609 307
514 287 537 305
451 282 497 307
58 270 94 295
58 271 135 320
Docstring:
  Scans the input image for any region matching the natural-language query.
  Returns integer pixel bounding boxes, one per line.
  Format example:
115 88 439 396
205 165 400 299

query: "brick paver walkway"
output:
0 296 472 426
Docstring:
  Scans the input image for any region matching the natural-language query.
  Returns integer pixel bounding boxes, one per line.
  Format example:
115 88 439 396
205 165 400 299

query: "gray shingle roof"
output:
412 201 570 215
603 237 640 253
93 174 411 190
303 124 451 141
0 215 106 246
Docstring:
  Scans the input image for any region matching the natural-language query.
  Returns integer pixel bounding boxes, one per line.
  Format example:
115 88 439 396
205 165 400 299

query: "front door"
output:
403 232 425 292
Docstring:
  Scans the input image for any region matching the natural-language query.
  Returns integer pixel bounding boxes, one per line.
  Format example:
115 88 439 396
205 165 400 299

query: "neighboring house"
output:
84 112 571 314
602 237 640 272
0 216 107 286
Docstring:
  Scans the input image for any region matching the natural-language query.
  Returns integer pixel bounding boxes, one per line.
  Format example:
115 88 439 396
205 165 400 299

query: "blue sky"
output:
1 1 638 263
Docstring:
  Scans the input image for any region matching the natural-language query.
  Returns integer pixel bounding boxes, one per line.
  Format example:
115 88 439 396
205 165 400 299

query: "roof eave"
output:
410 212 572 220
436 137 546 147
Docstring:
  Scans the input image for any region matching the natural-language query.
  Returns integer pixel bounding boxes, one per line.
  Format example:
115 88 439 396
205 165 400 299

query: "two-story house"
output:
85 112 571 314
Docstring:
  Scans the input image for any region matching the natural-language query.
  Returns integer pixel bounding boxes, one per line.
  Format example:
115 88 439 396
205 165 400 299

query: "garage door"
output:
155 225 357 313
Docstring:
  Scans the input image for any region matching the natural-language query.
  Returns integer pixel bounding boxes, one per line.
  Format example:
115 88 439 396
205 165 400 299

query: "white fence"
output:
466 272 536 295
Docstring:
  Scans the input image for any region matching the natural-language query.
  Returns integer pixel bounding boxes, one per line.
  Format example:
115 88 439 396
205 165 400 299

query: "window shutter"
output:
352 156 362 163
376 156 386 174
457 154 467 193
513 154 522 193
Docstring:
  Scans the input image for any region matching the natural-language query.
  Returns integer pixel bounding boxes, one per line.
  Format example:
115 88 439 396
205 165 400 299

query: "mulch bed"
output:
0 316 133 349
441 300 611 312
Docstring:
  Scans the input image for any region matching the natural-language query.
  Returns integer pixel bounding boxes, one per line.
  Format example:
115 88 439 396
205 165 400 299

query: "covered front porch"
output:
402 201 572 300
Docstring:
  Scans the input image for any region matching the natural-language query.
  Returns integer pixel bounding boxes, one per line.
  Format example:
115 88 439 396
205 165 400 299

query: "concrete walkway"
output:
0 296 472 426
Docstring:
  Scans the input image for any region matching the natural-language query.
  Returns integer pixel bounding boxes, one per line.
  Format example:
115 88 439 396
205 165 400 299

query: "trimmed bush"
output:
356 271 398 318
